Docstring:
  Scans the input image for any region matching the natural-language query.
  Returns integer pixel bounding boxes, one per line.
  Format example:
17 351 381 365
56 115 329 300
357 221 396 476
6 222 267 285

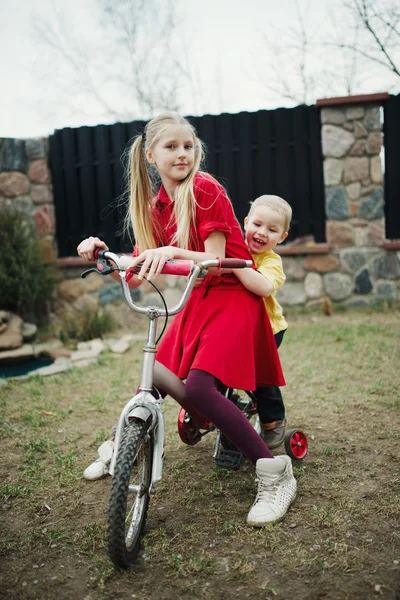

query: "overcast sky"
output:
0 0 398 139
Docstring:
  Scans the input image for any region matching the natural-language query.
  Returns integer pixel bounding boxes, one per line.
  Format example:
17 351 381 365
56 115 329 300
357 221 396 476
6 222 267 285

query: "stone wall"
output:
275 95 400 309
0 137 56 263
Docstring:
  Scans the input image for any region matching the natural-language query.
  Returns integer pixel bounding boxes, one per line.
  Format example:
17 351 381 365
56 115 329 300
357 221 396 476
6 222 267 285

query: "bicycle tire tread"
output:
107 421 152 568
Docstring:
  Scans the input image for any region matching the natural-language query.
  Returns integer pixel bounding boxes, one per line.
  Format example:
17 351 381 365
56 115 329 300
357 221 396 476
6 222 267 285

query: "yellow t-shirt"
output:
253 249 288 335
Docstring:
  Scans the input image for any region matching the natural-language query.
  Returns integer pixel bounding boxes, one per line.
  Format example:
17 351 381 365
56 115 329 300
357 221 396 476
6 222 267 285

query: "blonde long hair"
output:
125 112 204 252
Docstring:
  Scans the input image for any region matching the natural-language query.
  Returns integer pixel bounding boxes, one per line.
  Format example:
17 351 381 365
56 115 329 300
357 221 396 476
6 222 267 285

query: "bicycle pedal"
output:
214 449 243 471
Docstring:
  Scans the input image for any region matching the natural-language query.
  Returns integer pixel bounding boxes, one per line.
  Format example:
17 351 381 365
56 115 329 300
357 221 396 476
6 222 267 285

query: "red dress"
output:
139 173 285 390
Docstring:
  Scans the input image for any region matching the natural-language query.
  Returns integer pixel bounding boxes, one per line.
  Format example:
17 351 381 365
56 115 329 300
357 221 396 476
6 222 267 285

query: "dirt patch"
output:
1 310 399 599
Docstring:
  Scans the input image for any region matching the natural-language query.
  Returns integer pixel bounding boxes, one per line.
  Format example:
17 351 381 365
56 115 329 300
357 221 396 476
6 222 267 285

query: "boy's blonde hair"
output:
125 112 204 252
248 195 292 232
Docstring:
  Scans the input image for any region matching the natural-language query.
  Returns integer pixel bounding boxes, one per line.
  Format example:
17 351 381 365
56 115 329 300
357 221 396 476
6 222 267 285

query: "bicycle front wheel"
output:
107 420 153 568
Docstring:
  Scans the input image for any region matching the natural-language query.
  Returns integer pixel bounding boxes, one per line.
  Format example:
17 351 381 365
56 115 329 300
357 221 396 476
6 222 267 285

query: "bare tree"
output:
32 0 196 124
338 0 400 79
257 0 399 107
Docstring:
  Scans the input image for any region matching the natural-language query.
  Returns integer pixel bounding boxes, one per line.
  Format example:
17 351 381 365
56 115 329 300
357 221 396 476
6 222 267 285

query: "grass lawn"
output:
1 309 399 600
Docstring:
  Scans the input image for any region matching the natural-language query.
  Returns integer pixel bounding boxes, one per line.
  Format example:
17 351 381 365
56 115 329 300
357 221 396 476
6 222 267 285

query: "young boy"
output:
243 194 291 449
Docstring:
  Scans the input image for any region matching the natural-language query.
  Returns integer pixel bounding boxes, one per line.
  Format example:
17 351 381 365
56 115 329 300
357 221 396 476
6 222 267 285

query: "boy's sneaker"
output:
247 455 297 526
83 440 114 480
261 418 286 449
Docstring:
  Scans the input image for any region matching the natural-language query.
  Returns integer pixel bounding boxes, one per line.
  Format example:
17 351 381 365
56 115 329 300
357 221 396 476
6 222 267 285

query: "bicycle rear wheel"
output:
107 420 153 568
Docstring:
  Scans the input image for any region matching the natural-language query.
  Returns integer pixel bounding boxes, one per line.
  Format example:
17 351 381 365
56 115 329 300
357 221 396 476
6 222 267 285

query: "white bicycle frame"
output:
103 252 252 492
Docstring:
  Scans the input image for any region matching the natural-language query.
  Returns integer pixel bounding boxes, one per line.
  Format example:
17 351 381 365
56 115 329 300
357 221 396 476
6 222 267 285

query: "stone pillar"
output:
0 137 57 264
317 95 399 306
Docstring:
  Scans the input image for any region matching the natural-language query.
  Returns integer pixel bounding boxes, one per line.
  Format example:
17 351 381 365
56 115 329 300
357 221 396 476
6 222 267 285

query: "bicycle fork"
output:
109 310 165 492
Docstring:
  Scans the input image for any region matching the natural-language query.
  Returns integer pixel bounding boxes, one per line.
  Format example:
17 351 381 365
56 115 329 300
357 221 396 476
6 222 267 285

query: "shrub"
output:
0 202 55 317
59 308 115 343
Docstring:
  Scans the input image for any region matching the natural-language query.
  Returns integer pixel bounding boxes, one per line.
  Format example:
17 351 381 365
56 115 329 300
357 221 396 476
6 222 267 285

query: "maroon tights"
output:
184 369 273 465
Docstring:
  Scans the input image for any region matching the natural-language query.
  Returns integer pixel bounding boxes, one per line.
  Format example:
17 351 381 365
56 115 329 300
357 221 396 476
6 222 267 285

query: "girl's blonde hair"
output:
125 112 204 251
248 195 292 232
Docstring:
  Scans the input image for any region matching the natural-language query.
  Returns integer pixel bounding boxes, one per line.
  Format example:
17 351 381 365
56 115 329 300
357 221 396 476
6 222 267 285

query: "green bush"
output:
60 308 115 343
0 202 55 317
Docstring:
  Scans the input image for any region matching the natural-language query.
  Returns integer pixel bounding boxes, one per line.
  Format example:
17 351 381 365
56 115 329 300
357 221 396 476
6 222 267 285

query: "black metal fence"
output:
383 94 400 240
49 106 326 257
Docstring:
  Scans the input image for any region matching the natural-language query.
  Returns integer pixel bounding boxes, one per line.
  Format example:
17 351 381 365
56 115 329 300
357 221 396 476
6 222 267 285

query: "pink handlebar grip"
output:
219 259 252 268
125 259 194 281
160 260 194 276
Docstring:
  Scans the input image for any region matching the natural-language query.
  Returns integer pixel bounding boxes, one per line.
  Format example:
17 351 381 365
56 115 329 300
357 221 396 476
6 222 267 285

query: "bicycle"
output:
81 250 254 568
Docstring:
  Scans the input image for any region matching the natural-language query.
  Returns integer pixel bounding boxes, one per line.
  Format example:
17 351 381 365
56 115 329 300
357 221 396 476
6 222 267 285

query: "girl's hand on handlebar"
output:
131 246 176 281
77 237 109 262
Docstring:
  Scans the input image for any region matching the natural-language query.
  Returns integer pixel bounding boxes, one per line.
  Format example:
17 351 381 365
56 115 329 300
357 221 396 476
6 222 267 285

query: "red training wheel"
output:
284 429 308 460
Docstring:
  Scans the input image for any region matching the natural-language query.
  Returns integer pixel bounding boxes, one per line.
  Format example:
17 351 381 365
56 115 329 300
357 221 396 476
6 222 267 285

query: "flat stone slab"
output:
0 344 34 364
108 340 130 354
30 356 71 377
70 348 103 362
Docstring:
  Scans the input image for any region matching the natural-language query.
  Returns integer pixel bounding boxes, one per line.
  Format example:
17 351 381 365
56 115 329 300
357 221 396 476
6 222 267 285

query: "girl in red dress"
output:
77 112 297 526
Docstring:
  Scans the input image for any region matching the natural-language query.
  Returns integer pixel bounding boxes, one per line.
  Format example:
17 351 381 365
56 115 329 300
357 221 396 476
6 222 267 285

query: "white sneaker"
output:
247 455 297 526
83 440 114 481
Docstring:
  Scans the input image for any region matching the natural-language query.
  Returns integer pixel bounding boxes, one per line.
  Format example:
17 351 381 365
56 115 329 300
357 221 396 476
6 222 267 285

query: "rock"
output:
372 253 400 280
323 273 354 301
358 188 384 220
0 171 30 197
322 125 354 158
304 272 323 299
70 348 103 362
323 158 343 186
72 294 99 313
77 339 105 353
346 106 365 120
99 283 122 305
31 184 53 204
340 249 371 274
58 279 86 302
0 344 34 364
370 156 383 184
304 254 339 273
366 132 382 155
276 282 306 305
358 187 385 219
30 356 70 377
0 314 23 350
343 157 369 184
281 257 305 281
349 140 365 156
355 268 373 294
28 160 51 184
34 205 55 235
22 323 37 342
325 187 349 220
25 138 47 160
345 182 361 201
109 340 130 353
320 108 346 125
326 222 354 248
344 296 371 309
1 139 28 172
33 339 63 357
363 106 381 131
354 121 368 138
375 281 397 301
365 221 385 247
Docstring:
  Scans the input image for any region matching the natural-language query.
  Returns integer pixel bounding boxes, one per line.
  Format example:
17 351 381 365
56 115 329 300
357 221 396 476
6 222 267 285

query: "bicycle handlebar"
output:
81 249 252 317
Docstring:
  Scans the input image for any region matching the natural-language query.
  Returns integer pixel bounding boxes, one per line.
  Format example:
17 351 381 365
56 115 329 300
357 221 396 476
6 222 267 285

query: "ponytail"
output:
125 135 161 252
